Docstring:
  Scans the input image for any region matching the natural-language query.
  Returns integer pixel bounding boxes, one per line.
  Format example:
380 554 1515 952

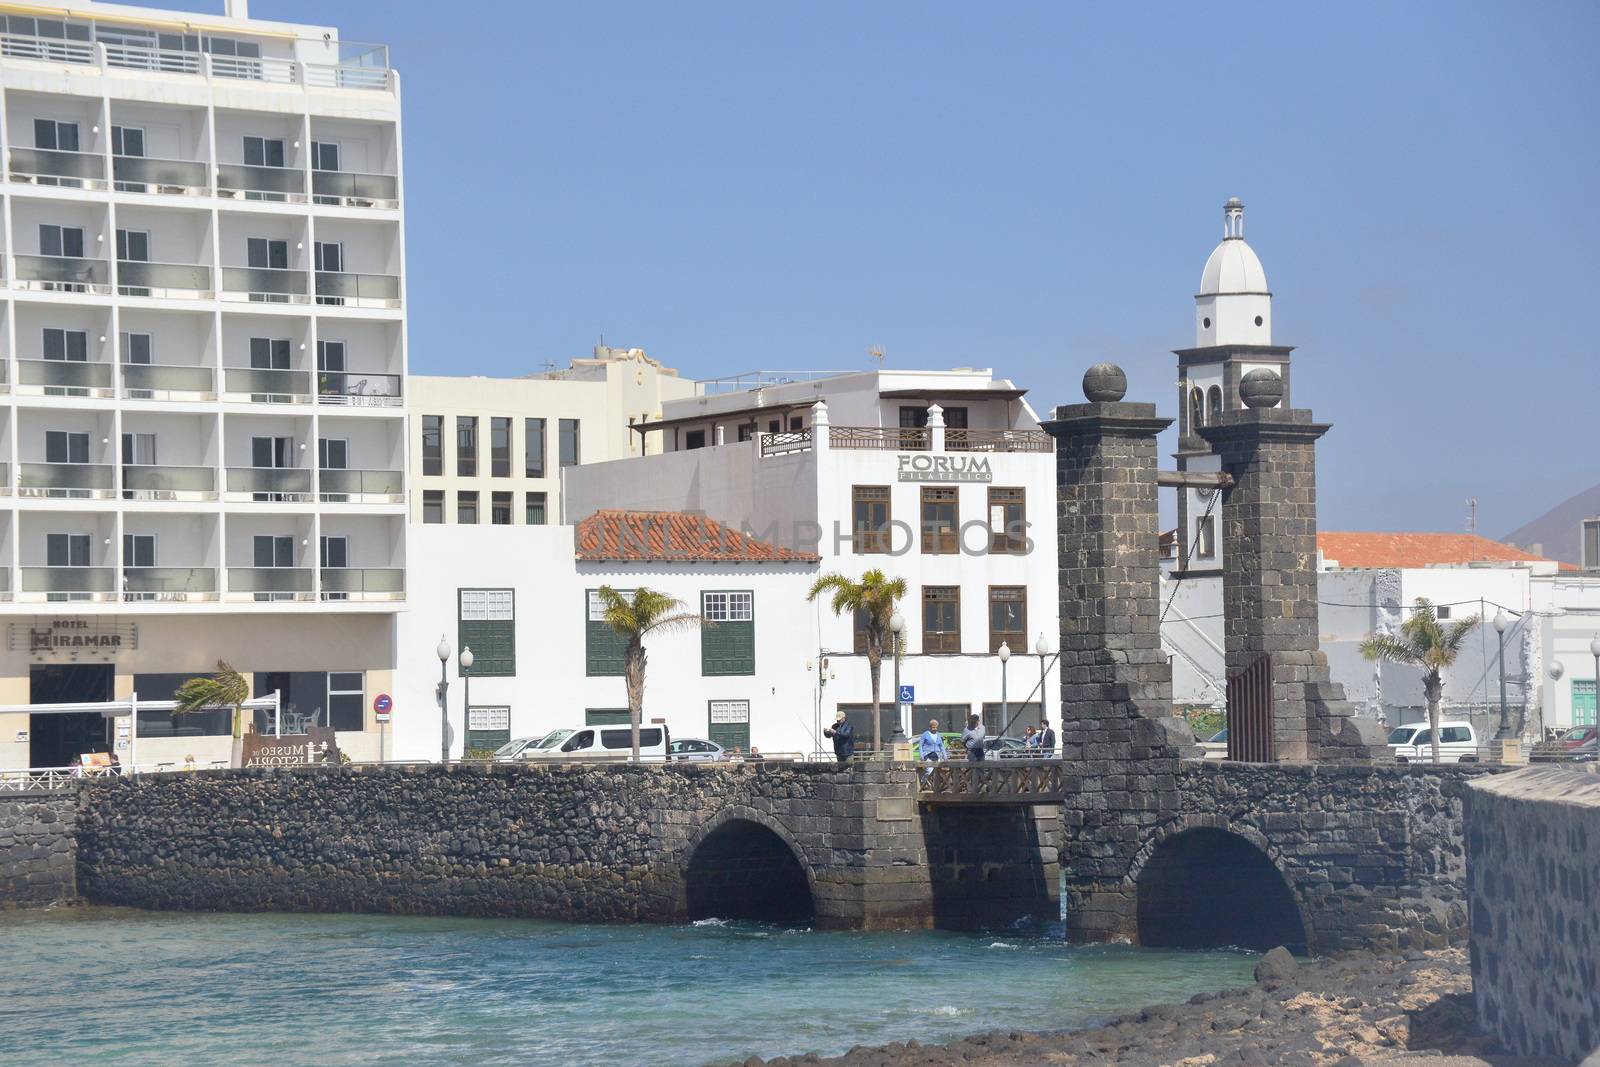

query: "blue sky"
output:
198 1 1595 534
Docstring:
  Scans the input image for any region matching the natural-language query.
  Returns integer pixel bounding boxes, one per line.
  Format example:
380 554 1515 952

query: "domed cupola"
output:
1195 198 1272 347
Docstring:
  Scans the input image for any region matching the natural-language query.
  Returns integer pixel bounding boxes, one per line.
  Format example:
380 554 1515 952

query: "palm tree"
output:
1359 598 1480 764
808 569 907 754
595 586 706 760
175 661 251 768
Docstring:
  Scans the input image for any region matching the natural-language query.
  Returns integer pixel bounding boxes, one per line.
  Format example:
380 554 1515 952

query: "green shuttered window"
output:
701 590 755 676
586 589 630 676
458 588 515 676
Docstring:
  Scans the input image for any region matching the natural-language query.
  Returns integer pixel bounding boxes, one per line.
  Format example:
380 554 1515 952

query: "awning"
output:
630 402 803 435
878 387 1027 402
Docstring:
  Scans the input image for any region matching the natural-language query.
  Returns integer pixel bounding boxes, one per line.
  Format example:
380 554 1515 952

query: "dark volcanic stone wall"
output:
1465 767 1600 1062
0 793 78 906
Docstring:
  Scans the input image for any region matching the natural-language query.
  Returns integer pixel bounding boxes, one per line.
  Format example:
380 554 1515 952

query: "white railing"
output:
103 43 201 74
0 33 93 64
0 694 282 775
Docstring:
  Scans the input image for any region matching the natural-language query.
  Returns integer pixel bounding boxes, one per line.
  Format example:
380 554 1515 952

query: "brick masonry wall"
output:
1465 767 1600 1062
0 792 78 906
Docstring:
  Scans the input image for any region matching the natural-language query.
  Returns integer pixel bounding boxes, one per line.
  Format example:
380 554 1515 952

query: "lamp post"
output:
1493 609 1511 739
1034 632 1050 731
889 611 906 746
459 646 474 757
1548 660 1565 743
1591 635 1600 735
807 654 831 758
435 635 451 764
998 642 1011 737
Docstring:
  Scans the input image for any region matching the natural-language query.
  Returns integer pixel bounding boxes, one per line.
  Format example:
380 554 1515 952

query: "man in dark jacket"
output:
823 710 855 763
1037 718 1057 757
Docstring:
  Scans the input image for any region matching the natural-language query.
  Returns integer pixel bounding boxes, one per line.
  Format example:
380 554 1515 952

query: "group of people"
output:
820 710 1057 780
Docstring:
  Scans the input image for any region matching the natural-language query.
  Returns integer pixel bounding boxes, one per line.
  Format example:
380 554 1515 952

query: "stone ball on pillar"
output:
1239 368 1285 409
1082 362 1128 403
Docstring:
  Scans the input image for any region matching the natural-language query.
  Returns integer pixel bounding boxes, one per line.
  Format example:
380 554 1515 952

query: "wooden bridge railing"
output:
918 760 1067 804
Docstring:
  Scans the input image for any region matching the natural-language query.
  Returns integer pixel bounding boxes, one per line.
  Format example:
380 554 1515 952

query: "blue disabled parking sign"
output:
898 685 915 704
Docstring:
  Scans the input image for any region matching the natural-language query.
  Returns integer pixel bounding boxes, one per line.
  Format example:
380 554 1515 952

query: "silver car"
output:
668 738 727 762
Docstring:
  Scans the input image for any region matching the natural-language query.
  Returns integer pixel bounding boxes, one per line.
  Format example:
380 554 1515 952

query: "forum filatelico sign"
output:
241 726 342 768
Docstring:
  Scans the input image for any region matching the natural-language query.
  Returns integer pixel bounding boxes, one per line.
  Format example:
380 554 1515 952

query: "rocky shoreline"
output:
726 947 1576 1067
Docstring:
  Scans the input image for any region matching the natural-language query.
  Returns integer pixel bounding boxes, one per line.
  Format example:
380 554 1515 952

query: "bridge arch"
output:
1127 814 1311 955
681 805 816 925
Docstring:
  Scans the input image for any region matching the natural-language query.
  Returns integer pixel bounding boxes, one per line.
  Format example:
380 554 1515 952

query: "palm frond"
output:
1359 634 1423 666
1443 616 1483 656
175 660 248 715
640 610 706 637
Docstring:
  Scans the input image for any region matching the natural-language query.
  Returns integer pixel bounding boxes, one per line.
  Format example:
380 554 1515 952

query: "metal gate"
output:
1226 654 1274 762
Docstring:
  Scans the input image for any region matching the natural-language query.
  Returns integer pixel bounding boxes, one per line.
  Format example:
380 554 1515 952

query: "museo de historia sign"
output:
895 453 993 483
241 725 342 768
8 618 140 656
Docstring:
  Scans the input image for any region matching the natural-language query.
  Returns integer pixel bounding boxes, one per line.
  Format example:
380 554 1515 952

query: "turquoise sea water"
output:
0 909 1257 1065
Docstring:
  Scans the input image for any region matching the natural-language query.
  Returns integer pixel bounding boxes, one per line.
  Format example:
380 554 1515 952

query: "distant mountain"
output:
1503 482 1600 565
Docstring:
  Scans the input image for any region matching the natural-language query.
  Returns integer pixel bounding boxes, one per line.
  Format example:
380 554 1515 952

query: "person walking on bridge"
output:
823 710 855 764
917 719 947 782
962 714 987 762
1037 718 1056 757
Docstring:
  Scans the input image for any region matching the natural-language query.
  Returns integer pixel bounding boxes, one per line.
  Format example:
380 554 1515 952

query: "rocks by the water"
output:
1254 945 1299 984
736 948 1571 1067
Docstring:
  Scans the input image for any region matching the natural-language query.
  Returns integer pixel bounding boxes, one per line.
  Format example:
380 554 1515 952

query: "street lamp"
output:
1591 635 1600 734
998 641 1011 738
889 611 906 747
435 635 451 764
459 646 474 757
1549 660 1565 743
1493 609 1511 739
1035 632 1050 733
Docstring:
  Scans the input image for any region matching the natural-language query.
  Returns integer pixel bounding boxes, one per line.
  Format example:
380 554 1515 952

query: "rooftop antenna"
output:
1466 497 1478 536
868 345 885 367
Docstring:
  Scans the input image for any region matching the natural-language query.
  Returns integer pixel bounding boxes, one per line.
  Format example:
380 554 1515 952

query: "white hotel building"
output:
0 0 407 769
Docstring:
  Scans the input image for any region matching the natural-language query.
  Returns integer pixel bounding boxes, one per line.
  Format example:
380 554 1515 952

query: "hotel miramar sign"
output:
895 454 993 483
7 619 141 656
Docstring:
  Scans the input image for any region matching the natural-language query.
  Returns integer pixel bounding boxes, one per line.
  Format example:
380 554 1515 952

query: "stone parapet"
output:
0 793 78 906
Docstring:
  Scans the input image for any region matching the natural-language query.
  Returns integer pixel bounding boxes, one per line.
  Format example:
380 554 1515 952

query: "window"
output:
1436 604 1452 620
317 438 348 471
43 328 88 361
899 406 968 428
989 487 1026 554
789 416 804 432
116 228 149 263
835 704 899 752
1207 385 1223 423
601 728 662 750
1189 386 1204 431
923 586 960 654
46 533 90 567
249 336 291 369
136 673 230 737
122 432 157 466
586 589 631 676
989 586 1026 654
457 491 478 525
559 418 580 467
459 588 515 676
852 485 892 554
684 429 706 450
524 418 546 477
466 705 511 752
921 487 958 554
45 430 90 464
736 423 754 443
34 118 79 152
123 533 155 568
1196 516 1216 560
251 672 357 733
490 417 511 477
421 415 443 476
525 492 547 526
327 672 365 732
242 135 285 168
311 141 340 171
120 332 152 364
981 702 1042 736
702 591 755 676
39 224 85 258
253 535 294 567
422 490 444 524
708 700 751 751
491 491 512 525
1584 518 1600 571
456 416 477 476
1439 726 1472 744
319 535 348 569
111 125 144 161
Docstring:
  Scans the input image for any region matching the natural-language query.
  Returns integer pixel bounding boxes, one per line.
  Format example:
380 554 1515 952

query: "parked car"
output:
1391 721 1480 763
492 730 575 762
520 724 670 761
1530 725 1598 763
1199 728 1228 760
667 737 727 762
937 733 1036 758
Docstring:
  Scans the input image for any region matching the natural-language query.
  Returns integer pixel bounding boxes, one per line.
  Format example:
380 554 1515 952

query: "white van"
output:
521 724 670 761
1390 721 1480 763
491 730 576 762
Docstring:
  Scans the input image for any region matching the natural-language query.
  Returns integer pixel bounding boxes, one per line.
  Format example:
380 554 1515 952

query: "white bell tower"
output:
1194 198 1272 347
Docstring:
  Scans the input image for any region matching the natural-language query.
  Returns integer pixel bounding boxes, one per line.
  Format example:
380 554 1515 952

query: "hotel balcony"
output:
311 169 399 209
20 565 116 602
116 260 213 300
317 370 402 408
15 359 115 398
225 567 314 602
222 367 313 405
121 363 216 402
18 462 116 498
122 566 218 603
224 467 313 502
122 465 217 502
12 254 112 295
318 468 404 504
113 155 209 197
315 271 401 309
220 266 309 304
7 146 107 190
217 163 306 204
320 567 404 602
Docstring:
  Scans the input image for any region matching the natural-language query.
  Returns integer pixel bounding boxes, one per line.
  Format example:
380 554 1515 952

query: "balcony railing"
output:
116 260 213 299
318 468 404 503
121 363 216 401
15 359 114 397
19 462 116 498
311 169 399 208
20 566 116 602
13 254 111 294
216 162 306 202
945 429 1054 453
211 54 298 85
829 426 930 451
225 467 313 500
220 266 309 303
226 567 314 601
122 465 217 501
112 154 209 195
123 567 218 602
0 461 9 495
222 367 312 403
320 567 404 601
759 429 813 457
8 146 107 188
317 371 403 408
315 271 401 309
103 42 201 74
1 33 94 64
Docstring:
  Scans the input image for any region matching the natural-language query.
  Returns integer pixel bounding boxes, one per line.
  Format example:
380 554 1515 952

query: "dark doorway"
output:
1135 827 1308 954
685 819 814 924
29 663 114 768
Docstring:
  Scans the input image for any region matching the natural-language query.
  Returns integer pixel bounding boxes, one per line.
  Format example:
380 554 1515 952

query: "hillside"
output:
1503 482 1600 565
